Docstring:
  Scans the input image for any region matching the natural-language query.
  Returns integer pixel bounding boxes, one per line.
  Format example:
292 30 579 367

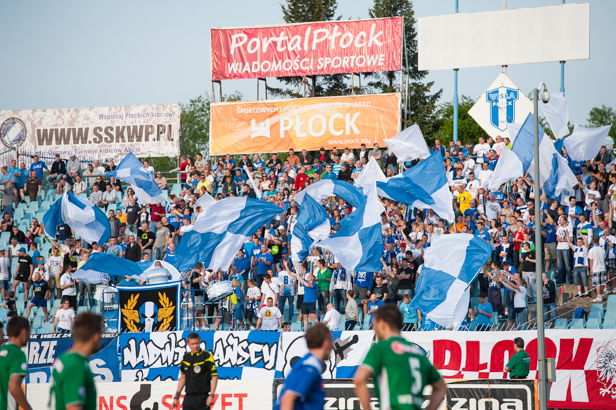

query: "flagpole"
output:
534 86 548 410
453 0 459 143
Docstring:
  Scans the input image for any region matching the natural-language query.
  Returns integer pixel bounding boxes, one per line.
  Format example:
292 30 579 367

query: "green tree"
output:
435 95 488 146
587 104 616 140
268 0 349 98
148 92 241 172
366 0 442 136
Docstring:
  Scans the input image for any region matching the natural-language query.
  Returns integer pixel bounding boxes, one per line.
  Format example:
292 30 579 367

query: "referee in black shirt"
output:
173 333 218 410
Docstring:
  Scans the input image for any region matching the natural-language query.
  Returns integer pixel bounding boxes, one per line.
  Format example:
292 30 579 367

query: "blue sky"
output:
1 0 613 127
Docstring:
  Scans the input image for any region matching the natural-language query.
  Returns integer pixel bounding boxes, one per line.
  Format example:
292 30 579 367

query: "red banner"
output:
211 17 403 80
406 330 616 409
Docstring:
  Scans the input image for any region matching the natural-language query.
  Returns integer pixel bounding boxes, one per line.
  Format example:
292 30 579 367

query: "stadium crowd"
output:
1 133 616 333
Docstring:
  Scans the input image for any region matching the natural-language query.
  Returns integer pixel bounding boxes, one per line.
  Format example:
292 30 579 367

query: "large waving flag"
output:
376 177 434 207
107 152 166 204
529 136 577 199
563 124 612 161
510 113 544 172
173 197 282 272
291 195 331 264
294 179 366 209
353 157 386 196
195 192 216 220
43 192 111 245
383 124 431 163
488 146 524 191
73 253 182 284
244 165 263 199
379 150 454 222
539 92 570 140
411 234 491 329
318 182 383 272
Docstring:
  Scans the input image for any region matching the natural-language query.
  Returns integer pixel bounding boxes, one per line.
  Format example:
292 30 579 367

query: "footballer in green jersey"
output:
354 305 447 410
0 317 32 410
49 312 102 410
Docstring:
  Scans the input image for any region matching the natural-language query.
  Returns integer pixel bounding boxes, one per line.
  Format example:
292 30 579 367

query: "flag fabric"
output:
43 192 111 245
318 182 383 272
381 150 454 223
73 253 182 284
539 92 570 140
106 152 166 204
383 124 431 163
244 165 263 199
510 113 544 172
195 192 216 220
529 136 577 199
294 179 366 209
563 124 613 161
506 122 523 144
411 234 491 329
488 146 524 191
290 195 331 264
352 157 387 196
376 176 435 207
173 197 282 272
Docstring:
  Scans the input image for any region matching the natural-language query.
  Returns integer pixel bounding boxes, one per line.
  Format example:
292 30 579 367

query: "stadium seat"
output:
32 316 43 329
603 318 616 329
0 232 10 243
570 318 585 329
607 295 616 308
554 318 568 329
0 310 7 323
77 306 89 315
590 304 604 319
586 318 601 329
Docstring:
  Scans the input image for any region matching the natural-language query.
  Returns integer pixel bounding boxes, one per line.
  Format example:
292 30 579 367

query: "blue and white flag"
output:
352 157 386 196
563 124 612 161
376 176 435 207
380 150 454 223
411 234 491 329
106 152 166 204
43 192 111 245
383 124 430 163
73 252 182 284
291 195 331 264
488 146 524 191
195 192 216 220
529 136 577 199
294 179 366 209
539 92 570 140
173 197 282 272
318 182 383 272
510 113 545 172
244 165 263 199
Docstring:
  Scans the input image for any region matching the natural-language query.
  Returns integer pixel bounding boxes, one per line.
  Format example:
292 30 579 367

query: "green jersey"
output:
0 343 28 410
49 352 96 410
317 268 332 290
362 336 441 410
506 350 530 378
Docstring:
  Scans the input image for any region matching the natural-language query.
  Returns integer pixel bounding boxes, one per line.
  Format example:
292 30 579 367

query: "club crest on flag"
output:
486 86 519 131
119 282 180 333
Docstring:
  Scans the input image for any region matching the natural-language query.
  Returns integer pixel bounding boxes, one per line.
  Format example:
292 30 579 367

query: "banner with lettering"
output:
406 329 616 410
0 104 180 162
210 93 400 155
119 330 373 382
23 334 119 384
211 17 403 80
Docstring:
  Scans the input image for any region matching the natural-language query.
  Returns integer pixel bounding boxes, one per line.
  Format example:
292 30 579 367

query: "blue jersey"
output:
353 271 373 291
167 215 180 230
303 282 317 303
474 228 489 242
493 191 505 203
274 353 324 410
234 255 250 279
30 161 47 180
165 250 175 265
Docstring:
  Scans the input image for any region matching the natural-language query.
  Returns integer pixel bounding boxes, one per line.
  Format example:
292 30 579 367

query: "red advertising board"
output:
211 17 403 80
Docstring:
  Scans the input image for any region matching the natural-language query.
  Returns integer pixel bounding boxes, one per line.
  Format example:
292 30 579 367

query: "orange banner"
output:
210 93 400 155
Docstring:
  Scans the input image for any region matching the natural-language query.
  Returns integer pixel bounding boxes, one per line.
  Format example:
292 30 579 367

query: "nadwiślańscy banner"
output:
0 104 180 162
211 17 403 81
119 330 374 382
118 282 181 333
408 329 616 410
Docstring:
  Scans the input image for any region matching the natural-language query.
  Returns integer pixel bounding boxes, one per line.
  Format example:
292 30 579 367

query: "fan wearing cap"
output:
317 147 331 164
11 247 33 300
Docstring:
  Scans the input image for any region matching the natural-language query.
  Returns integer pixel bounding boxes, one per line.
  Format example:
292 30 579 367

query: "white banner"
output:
0 104 181 162
27 379 272 410
404 329 616 410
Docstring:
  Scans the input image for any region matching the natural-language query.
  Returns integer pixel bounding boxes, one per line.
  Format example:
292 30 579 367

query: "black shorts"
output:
183 393 210 410
245 310 255 320
15 272 28 282
301 302 316 315
296 294 304 308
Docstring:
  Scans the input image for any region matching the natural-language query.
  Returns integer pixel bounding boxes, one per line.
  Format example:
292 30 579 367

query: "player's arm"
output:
353 366 373 410
9 374 32 410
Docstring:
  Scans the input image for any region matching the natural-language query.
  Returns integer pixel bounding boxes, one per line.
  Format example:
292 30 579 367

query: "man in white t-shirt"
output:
47 247 64 301
478 162 494 188
52 298 75 334
245 279 262 330
256 297 282 330
0 250 9 300
492 136 505 156
322 303 341 331
260 273 280 307
585 182 601 211
485 194 501 222
340 148 355 164
277 263 297 323
8 238 20 259
588 236 607 301
466 172 480 199
473 137 491 163
60 265 77 309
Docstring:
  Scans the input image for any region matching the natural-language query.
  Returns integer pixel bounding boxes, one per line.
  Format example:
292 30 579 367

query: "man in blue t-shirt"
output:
274 324 332 410
255 244 273 288
29 155 48 180
474 221 489 243
474 292 493 331
367 293 385 324
296 272 318 330
233 249 250 281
